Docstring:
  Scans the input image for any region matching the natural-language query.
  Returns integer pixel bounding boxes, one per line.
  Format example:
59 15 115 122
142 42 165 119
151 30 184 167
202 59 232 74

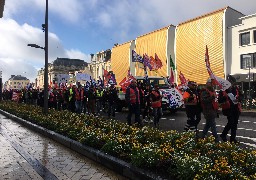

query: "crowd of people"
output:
2 76 244 143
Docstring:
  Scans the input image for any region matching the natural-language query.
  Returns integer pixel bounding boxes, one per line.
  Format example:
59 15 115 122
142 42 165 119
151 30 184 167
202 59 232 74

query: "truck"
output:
116 76 183 112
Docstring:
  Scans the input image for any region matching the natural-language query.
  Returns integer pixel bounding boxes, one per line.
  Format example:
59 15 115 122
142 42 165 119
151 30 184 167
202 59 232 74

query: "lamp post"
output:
27 0 48 114
44 0 48 114
245 57 253 109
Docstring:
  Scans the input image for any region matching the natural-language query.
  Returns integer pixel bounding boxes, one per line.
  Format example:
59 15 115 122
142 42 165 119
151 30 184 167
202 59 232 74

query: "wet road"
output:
106 109 256 149
0 114 126 180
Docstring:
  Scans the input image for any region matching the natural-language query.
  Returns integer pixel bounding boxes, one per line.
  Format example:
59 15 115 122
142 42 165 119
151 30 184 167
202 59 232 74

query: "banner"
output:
76 73 91 81
57 74 70 84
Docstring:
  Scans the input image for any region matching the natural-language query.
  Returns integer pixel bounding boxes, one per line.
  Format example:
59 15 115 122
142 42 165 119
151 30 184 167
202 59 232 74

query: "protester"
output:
150 84 162 128
87 85 96 115
142 84 152 123
125 80 142 126
75 84 84 114
107 84 118 118
199 78 219 142
183 81 202 132
218 76 243 143
96 86 104 115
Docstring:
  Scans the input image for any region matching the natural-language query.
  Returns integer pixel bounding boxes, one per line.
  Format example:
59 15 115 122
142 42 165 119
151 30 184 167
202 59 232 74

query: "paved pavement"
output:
0 114 127 180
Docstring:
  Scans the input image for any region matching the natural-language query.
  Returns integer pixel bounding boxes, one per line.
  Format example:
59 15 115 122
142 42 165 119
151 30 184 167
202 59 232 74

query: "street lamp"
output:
245 56 253 109
27 0 48 114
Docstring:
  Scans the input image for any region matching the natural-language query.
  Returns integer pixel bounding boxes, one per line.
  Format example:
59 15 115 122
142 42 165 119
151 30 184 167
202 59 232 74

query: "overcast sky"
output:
0 0 256 83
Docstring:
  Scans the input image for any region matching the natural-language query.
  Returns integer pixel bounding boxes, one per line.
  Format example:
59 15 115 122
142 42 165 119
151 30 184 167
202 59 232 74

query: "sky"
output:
0 0 256 83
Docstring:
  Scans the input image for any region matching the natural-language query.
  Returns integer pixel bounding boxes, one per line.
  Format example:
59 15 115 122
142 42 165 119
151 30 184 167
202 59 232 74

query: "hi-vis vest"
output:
151 90 161 108
69 89 73 101
96 90 103 97
183 91 197 105
130 87 140 104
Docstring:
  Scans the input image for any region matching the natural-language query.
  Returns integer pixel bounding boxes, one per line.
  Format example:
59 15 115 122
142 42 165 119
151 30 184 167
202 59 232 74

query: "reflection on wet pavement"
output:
0 114 127 180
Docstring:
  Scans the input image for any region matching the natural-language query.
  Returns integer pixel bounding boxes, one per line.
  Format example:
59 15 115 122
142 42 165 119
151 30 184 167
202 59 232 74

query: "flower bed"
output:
0 101 256 179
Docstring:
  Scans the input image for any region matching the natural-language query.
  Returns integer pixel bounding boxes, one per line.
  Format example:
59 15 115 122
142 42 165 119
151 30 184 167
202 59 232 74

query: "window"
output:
240 32 250 46
14 86 16 88
254 30 256 43
14 82 16 84
240 53 256 69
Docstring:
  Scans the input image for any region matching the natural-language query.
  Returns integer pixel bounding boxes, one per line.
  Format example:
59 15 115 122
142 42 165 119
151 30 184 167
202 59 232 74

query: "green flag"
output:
170 55 175 70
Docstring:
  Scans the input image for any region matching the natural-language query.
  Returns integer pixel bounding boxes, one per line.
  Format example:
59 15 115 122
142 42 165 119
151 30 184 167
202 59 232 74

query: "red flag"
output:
119 77 127 92
150 56 158 70
204 45 223 89
127 68 131 77
155 53 163 69
169 68 174 84
103 68 111 79
12 92 19 101
179 71 187 85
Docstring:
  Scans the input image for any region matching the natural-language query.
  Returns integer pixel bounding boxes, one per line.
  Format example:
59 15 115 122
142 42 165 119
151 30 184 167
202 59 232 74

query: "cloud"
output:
4 0 85 24
0 18 90 83
65 49 91 62
0 58 37 84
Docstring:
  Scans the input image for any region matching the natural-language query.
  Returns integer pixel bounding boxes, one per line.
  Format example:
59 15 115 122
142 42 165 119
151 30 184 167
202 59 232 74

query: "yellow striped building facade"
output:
99 7 245 85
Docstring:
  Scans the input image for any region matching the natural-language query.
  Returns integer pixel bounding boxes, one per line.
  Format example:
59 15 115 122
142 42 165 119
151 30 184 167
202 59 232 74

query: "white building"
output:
227 13 256 95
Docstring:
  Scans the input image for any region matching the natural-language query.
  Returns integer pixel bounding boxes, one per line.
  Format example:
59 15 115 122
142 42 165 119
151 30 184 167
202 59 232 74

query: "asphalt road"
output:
100 109 256 149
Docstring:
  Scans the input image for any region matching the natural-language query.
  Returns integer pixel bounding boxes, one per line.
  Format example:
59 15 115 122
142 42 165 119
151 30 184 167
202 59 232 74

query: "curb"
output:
0 109 168 180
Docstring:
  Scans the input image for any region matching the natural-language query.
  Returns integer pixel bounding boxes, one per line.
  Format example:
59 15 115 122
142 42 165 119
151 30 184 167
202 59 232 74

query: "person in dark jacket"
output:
199 79 219 143
87 85 96 115
142 84 152 123
107 84 118 118
218 83 243 143
183 81 202 132
125 80 142 126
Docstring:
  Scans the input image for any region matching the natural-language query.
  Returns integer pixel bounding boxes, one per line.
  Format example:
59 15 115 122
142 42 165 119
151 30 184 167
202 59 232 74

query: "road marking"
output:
240 121 250 123
237 127 256 132
198 130 256 148
168 119 175 121
240 142 256 148
161 118 167 120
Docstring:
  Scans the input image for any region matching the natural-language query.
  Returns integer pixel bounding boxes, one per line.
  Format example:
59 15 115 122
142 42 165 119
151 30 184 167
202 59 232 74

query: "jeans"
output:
75 100 83 114
202 117 219 142
153 107 162 126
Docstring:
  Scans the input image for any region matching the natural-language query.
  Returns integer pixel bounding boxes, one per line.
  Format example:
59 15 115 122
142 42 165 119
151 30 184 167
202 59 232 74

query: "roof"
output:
137 25 175 39
112 40 134 48
178 6 243 26
240 13 256 20
9 75 29 81
52 58 88 67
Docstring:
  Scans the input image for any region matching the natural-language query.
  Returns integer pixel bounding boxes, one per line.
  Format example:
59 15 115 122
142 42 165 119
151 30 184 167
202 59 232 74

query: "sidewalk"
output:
0 114 126 180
